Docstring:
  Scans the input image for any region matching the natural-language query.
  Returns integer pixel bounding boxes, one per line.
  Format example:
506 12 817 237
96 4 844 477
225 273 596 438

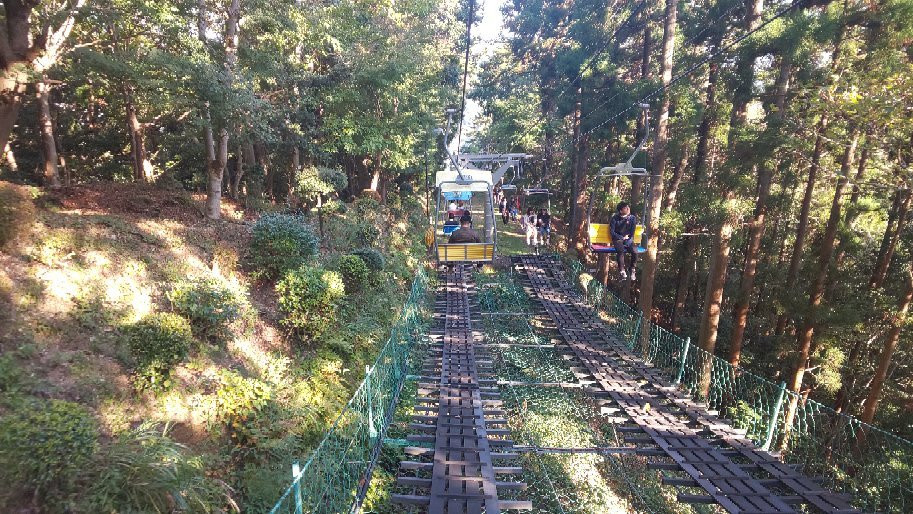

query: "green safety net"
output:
564 259 913 513
269 269 431 514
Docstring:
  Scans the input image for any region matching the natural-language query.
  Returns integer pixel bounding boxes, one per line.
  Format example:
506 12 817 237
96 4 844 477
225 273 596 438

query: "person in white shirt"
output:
523 208 538 246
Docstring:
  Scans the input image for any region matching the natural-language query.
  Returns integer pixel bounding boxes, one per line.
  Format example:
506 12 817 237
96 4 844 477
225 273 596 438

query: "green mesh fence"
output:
269 269 430 514
566 262 913 513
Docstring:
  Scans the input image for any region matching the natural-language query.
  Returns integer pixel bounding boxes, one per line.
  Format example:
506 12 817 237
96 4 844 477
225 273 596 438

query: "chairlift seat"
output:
442 224 459 236
437 243 494 263
589 224 646 253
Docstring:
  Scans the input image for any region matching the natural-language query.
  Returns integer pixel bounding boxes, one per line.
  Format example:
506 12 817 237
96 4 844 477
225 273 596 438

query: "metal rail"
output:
392 265 532 513
514 255 860 514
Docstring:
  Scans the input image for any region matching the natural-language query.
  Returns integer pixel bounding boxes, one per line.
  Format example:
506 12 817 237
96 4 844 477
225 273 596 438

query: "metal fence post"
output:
762 381 787 451
366 365 377 439
292 460 303 514
675 337 691 385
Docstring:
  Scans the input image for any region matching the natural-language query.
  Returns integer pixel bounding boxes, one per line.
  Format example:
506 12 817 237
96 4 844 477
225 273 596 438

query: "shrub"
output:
213 370 272 447
336 254 370 294
352 222 381 247
351 196 382 217
83 423 227 513
295 165 348 197
0 399 98 504
0 181 36 249
124 312 194 390
168 277 246 342
249 213 319 280
351 247 385 271
276 266 345 340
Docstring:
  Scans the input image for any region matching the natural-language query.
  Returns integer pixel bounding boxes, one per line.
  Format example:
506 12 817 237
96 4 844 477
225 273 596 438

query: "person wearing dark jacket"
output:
448 215 482 243
610 202 637 280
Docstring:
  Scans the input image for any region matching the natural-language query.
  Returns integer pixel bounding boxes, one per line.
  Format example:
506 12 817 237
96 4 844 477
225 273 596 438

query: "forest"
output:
0 0 911 512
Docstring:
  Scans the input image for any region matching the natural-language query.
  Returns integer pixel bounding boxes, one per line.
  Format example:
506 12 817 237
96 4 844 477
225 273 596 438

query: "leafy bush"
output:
124 312 194 390
0 354 22 393
351 247 385 271
352 222 381 247
295 165 348 196
0 399 98 504
168 277 247 342
351 196 382 217
213 370 272 446
336 254 370 293
0 181 36 249
83 423 228 513
249 213 319 280
276 266 345 340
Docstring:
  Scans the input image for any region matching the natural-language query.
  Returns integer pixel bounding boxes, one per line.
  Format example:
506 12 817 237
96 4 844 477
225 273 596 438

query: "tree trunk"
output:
728 54 791 366
870 189 911 289
860 265 913 424
728 0 764 137
698 220 733 355
3 142 18 172
662 144 690 212
231 142 244 199
203 0 240 219
693 41 720 183
630 23 652 202
37 78 61 189
728 165 771 366
567 81 583 243
123 86 152 182
776 115 829 335
638 0 676 353
781 127 860 445
572 133 590 259
671 235 697 333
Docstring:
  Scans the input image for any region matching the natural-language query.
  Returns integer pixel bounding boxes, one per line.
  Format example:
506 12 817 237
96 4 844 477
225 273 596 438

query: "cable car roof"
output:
436 168 493 192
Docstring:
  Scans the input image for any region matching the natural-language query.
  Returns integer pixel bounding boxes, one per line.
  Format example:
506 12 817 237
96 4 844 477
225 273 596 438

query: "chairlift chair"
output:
586 104 651 255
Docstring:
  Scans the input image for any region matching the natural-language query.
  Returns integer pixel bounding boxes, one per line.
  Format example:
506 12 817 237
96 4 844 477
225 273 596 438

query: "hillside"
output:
0 181 427 512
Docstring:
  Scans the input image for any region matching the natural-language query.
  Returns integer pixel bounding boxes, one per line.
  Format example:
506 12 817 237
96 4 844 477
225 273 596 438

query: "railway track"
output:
514 255 860 514
392 265 532 513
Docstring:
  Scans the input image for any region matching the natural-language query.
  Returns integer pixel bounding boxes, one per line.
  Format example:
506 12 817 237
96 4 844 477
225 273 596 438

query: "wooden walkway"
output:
392 265 532 513
514 255 860 514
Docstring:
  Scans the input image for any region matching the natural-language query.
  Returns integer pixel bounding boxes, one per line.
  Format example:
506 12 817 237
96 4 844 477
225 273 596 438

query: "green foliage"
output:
124 312 194 391
0 354 22 393
0 399 98 504
276 266 345 340
213 370 272 447
0 181 36 249
351 247 386 271
295 165 347 196
336 254 370 294
249 213 319 280
352 222 381 247
168 277 247 342
83 423 227 513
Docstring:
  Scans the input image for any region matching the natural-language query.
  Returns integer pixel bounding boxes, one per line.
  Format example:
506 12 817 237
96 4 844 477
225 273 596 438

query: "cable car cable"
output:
456 0 476 152
575 0 808 145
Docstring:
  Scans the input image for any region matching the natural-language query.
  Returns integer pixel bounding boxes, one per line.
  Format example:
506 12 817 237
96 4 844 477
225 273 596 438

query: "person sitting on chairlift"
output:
499 196 509 224
448 200 458 211
611 202 637 280
448 214 481 244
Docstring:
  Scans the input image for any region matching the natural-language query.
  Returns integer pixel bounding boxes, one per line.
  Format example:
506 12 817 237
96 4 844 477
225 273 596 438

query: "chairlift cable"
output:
457 0 476 152
576 0 808 144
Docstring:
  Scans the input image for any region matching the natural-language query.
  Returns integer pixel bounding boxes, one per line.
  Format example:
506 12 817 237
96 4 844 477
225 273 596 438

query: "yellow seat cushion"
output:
437 243 494 262
589 223 644 244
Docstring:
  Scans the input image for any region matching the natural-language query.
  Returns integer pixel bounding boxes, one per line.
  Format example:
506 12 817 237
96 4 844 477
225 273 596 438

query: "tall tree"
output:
638 0 676 351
